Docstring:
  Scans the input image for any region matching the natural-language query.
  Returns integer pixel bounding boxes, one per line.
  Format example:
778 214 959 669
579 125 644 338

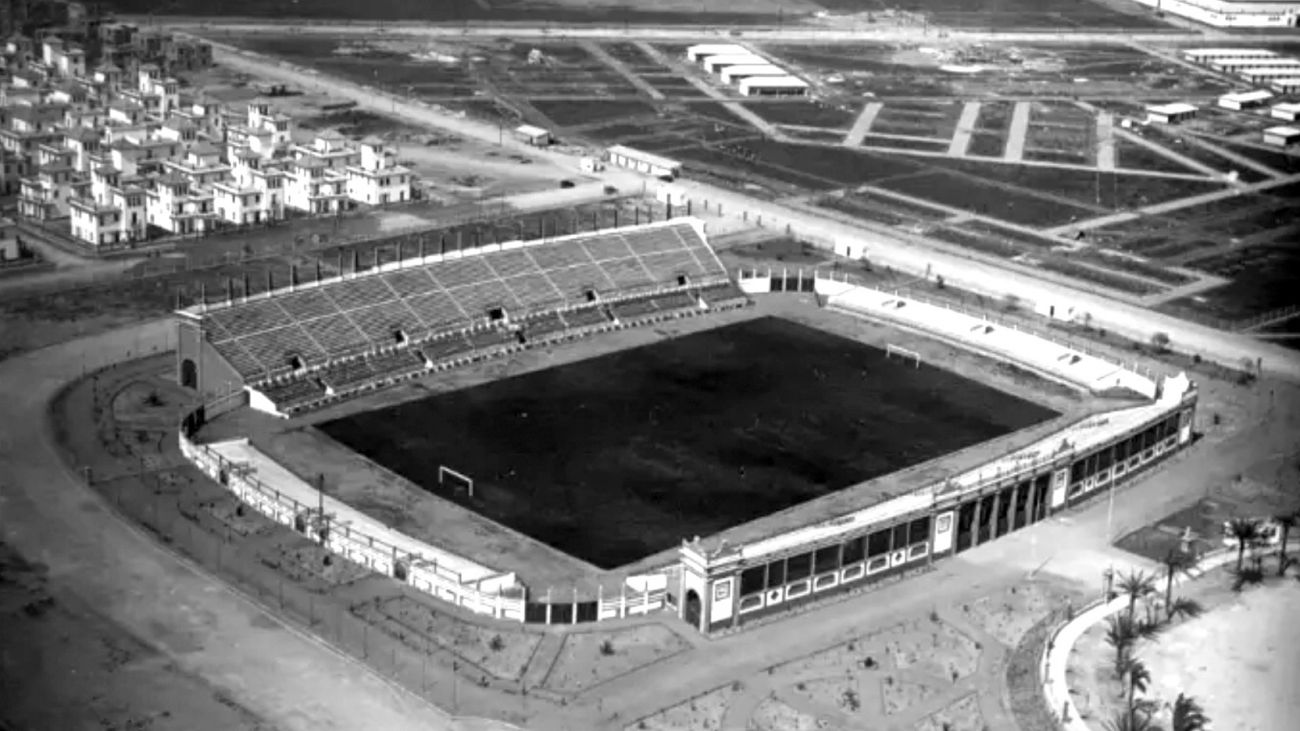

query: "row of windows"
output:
738 516 931 597
1069 413 1180 484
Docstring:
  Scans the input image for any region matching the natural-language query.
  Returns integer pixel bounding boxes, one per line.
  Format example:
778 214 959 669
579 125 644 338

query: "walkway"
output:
1095 112 1117 172
948 101 982 157
844 101 884 147
1180 133 1284 180
0 321 519 731
1003 102 1032 163
1112 127 1221 177
582 40 664 101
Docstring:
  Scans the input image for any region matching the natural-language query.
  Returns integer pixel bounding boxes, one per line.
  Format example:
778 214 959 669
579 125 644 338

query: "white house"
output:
1262 126 1300 146
1146 103 1199 124
1271 102 1300 121
1218 89 1274 110
344 137 412 206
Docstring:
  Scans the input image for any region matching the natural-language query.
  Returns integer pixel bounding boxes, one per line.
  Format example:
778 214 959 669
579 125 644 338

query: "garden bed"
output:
543 625 690 693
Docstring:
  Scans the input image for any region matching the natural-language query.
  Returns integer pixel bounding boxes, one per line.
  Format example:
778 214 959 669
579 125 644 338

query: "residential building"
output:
345 137 412 206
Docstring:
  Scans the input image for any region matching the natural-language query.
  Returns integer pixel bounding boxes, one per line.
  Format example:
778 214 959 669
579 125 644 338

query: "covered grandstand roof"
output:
181 219 727 383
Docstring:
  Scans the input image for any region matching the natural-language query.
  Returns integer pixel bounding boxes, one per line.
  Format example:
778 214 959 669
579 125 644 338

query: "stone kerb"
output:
1042 542 1299 730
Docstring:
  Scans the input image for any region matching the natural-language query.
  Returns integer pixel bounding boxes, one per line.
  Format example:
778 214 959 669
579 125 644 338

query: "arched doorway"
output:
180 358 198 389
684 589 702 631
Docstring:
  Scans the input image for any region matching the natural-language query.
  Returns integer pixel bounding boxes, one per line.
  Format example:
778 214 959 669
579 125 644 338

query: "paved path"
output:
1095 112 1117 172
0 322 516 731
1112 127 1221 177
581 40 664 101
948 101 982 157
1003 102 1032 163
844 102 884 147
1181 133 1283 179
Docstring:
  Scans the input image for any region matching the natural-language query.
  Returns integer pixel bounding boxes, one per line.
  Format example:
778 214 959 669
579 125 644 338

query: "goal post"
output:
438 465 475 499
885 344 921 369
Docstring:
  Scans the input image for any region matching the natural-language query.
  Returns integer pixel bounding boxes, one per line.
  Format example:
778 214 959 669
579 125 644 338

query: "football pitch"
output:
320 317 1057 568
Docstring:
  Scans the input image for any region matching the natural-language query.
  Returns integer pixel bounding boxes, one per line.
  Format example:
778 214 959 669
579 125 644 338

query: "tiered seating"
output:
348 300 424 343
503 273 561 310
203 318 232 343
383 268 440 297
700 282 749 308
611 298 659 320
209 299 286 340
599 258 655 289
212 340 267 379
653 291 699 312
275 289 339 322
300 314 367 353
487 249 538 279
240 325 326 373
368 349 425 378
321 358 376 391
581 235 634 262
623 226 685 255
547 264 609 300
466 327 516 350
326 277 395 311
431 257 494 290
262 378 325 411
405 291 467 328
420 334 474 363
561 307 610 329
521 312 566 341
640 250 706 280
528 242 590 270
450 278 517 315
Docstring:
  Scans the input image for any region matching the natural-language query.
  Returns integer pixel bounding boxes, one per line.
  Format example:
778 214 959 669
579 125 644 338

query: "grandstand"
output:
175 219 750 416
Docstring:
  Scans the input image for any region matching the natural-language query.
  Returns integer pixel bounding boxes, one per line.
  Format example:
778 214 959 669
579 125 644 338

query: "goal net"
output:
885 344 921 369
438 465 475 499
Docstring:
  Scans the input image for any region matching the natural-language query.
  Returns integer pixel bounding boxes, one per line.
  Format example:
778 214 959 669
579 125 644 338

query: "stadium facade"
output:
174 220 1199 634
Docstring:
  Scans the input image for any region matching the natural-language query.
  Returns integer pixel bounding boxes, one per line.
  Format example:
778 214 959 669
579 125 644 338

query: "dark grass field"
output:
320 317 1057 568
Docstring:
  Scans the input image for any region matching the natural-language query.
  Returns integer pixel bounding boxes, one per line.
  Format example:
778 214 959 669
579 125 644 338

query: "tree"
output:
1165 596 1203 623
1227 517 1262 572
1150 332 1171 353
1275 511 1297 577
1160 548 1196 620
1117 655 1152 723
1170 692 1209 731
1105 613 1140 672
1117 569 1156 619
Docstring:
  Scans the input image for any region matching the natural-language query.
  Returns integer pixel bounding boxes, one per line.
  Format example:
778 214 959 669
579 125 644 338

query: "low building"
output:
720 64 788 85
1145 103 1198 125
1127 0 1298 27
514 124 551 147
1183 48 1280 63
1262 125 1300 146
1236 65 1300 84
1271 102 1300 121
685 44 747 63
1270 78 1300 94
739 76 810 98
607 145 682 179
345 137 412 206
703 53 767 75
1218 89 1273 110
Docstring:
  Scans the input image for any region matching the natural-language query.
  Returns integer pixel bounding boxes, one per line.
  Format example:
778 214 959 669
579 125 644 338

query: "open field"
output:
320 316 1056 567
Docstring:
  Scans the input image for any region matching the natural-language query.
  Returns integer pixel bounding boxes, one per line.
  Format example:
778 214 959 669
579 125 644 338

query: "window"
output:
814 545 840 575
867 529 890 557
488 307 506 322
739 566 765 596
765 558 786 588
908 516 931 545
785 552 812 581
841 535 866 565
891 523 909 551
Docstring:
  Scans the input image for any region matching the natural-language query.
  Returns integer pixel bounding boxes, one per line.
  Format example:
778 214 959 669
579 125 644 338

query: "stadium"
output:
173 216 1199 634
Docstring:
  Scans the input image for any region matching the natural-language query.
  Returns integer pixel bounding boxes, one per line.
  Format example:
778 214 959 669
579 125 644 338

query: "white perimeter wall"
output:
1129 0 1298 26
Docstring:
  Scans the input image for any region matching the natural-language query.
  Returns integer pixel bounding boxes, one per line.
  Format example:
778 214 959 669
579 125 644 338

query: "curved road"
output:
0 320 519 731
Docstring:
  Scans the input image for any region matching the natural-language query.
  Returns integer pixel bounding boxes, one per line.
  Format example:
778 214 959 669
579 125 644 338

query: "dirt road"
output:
0 321 520 731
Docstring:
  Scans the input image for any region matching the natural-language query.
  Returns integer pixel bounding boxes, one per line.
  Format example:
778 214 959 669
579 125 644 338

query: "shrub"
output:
599 638 615 656
489 634 505 652
930 609 940 622
1150 331 1171 353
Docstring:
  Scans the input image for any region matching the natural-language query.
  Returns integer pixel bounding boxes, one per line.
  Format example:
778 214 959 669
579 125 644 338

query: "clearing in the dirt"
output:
320 316 1057 568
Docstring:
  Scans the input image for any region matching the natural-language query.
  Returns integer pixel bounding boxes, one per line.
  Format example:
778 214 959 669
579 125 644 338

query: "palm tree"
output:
1276 511 1297 577
1105 613 1139 672
1117 569 1156 619
1119 655 1152 717
1227 518 1262 572
1165 596 1203 623
1104 710 1155 731
1160 547 1196 620
1170 692 1209 731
